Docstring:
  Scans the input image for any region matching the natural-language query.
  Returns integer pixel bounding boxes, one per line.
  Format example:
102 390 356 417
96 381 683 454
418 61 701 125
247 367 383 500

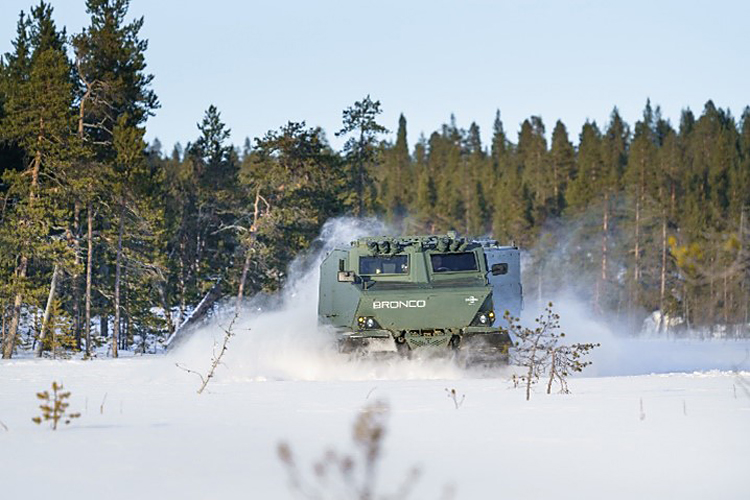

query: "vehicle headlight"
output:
472 310 495 326
357 316 380 330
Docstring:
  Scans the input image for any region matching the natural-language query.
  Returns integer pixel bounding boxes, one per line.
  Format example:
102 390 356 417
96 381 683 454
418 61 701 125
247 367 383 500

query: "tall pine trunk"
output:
596 193 610 313
112 201 125 358
158 284 174 339
3 257 28 359
237 250 252 312
72 202 82 349
2 133 42 359
633 196 641 294
85 204 93 356
35 264 61 357
463 159 471 235
742 210 748 336
179 238 186 324
659 212 668 333
1 303 7 348
79 69 94 357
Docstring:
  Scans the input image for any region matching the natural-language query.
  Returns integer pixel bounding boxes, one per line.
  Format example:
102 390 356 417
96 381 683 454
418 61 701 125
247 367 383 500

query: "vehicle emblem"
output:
465 296 479 305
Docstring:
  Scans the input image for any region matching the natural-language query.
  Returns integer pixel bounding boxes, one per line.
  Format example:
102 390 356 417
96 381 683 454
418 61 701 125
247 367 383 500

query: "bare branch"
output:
175 362 207 388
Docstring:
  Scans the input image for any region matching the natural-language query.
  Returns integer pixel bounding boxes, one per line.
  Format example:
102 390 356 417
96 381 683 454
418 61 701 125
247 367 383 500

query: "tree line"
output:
1 1 748 359
379 102 750 337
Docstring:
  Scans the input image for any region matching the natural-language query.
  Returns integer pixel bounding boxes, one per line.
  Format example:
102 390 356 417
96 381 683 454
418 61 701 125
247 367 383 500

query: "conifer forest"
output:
2 0 750 359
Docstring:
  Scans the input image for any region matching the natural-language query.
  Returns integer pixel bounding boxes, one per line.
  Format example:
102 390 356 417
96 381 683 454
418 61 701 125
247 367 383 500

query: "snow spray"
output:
170 218 470 382
171 216 750 382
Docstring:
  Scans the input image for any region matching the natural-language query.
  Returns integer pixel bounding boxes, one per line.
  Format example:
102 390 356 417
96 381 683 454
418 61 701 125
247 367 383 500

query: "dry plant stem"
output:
175 312 239 394
547 352 556 395
198 314 237 394
0 420 8 431
175 362 207 388
445 388 465 409
277 400 420 500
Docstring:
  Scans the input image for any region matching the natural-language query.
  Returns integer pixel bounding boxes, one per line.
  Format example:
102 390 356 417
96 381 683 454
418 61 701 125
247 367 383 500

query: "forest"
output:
1 0 750 359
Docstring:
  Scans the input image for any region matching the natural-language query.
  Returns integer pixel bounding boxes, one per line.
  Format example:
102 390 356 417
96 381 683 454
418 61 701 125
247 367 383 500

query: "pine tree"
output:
110 115 144 356
624 101 658 315
72 0 159 354
241 121 344 293
0 3 76 358
336 96 388 216
654 126 681 323
72 0 158 149
168 105 238 317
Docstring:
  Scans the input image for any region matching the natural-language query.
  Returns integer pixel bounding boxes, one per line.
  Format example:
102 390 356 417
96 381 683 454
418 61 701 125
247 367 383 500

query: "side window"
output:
491 263 508 276
431 252 478 272
359 255 409 275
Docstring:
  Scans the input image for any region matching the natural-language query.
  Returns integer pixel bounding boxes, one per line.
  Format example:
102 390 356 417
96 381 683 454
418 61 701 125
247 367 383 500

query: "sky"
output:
1 0 748 153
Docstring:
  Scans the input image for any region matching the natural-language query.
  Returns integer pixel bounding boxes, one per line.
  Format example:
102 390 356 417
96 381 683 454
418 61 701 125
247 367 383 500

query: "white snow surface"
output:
2 218 750 499
1 359 749 500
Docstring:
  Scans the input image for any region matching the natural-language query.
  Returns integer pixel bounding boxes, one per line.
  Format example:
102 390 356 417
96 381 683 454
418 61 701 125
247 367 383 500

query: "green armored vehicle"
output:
318 232 522 359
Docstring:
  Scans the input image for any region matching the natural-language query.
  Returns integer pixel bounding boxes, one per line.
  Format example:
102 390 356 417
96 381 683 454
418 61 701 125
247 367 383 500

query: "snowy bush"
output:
506 302 599 400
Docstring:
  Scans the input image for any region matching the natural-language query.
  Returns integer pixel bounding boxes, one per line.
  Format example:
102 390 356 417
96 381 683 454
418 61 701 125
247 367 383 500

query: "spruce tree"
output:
625 101 658 313
381 114 411 222
412 134 436 231
598 108 629 310
566 121 603 213
463 122 487 235
432 116 464 231
548 120 575 216
517 117 549 225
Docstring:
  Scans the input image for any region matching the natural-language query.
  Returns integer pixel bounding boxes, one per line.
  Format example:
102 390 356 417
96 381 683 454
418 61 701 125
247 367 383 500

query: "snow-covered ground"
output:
3 219 749 499
1 353 749 500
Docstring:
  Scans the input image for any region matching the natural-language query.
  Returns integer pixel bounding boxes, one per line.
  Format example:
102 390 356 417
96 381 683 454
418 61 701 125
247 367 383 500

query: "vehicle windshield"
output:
359 255 409 275
431 252 477 273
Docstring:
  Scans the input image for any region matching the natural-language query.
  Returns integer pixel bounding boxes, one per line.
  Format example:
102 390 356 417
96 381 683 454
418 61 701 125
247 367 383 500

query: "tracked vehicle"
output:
318 233 522 360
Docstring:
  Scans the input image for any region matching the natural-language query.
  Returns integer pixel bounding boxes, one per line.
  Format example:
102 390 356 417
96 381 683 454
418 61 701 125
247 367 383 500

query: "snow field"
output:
1 356 749 500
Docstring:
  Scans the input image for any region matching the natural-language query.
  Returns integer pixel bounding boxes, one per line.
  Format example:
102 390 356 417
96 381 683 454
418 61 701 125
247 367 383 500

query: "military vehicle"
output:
318 232 522 361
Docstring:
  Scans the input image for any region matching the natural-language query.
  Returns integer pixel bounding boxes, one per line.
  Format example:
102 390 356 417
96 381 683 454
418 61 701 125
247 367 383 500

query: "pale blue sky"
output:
2 0 748 153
